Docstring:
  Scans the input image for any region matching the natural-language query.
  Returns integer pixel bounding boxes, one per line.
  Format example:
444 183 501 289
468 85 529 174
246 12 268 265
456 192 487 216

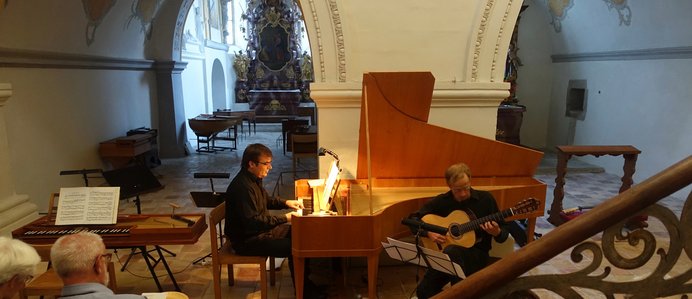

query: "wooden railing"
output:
435 155 692 299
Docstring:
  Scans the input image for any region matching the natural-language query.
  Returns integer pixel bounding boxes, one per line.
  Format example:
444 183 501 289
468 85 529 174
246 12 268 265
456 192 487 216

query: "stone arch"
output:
146 0 195 61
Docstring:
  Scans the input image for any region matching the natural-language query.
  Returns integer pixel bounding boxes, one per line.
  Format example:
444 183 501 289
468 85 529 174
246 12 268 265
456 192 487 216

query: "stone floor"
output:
28 124 690 299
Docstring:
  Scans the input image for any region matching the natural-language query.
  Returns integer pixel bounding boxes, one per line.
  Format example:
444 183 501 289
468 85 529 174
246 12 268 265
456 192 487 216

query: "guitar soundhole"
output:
448 224 462 239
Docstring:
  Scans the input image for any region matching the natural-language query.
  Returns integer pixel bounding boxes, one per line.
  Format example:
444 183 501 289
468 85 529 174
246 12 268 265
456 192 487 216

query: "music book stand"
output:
189 172 229 208
59 168 103 187
382 237 465 279
189 172 229 265
102 165 163 214
102 165 169 271
190 192 225 208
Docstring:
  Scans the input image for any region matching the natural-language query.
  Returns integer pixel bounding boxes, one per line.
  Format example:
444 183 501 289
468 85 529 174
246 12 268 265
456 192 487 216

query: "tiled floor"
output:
40 124 688 299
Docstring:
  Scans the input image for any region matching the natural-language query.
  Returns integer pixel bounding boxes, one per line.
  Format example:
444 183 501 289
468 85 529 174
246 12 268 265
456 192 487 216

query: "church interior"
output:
1 0 690 298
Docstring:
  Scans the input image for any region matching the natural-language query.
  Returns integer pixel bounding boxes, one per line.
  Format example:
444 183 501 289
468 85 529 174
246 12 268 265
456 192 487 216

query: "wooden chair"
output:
291 133 318 179
19 244 117 298
209 202 275 299
280 119 309 154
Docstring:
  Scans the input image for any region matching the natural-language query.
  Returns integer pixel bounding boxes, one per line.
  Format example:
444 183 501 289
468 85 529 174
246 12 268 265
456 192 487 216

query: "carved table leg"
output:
548 152 570 226
620 153 637 193
622 153 647 228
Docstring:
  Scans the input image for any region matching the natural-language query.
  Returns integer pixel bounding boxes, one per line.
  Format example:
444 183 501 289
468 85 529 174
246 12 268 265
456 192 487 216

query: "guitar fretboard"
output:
449 208 514 235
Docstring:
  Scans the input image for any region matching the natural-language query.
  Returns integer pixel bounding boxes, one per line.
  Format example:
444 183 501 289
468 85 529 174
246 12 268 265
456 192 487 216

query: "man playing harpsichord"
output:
224 143 326 298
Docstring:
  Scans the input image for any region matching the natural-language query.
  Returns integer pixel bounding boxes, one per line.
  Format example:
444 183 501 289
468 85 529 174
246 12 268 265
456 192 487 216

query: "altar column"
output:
0 83 38 236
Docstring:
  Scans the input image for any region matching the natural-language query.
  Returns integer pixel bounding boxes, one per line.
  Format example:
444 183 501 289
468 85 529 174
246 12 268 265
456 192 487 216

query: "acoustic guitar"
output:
420 198 539 251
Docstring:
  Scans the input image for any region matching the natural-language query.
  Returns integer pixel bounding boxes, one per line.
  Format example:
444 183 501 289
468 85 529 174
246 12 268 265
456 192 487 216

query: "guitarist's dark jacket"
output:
413 188 510 252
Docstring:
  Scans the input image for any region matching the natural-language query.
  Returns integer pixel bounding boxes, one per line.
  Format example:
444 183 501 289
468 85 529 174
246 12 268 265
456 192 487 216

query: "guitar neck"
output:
456 208 514 235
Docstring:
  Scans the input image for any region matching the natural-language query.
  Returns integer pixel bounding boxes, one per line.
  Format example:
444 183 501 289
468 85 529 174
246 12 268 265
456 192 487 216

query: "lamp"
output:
318 147 340 167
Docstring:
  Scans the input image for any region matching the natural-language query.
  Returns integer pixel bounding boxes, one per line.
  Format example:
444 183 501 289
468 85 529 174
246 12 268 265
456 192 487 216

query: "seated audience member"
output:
0 237 40 299
51 232 145 299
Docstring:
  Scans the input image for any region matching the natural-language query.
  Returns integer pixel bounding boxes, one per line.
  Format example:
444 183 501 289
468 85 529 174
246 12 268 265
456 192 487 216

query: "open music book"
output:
55 187 120 225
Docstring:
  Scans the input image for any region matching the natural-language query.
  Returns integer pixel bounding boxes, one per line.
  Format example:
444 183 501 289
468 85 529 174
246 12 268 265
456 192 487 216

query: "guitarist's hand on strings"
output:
427 231 447 244
480 221 501 237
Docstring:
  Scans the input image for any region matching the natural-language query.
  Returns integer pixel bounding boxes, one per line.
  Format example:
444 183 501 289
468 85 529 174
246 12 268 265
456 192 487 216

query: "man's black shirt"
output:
225 168 287 244
414 188 509 252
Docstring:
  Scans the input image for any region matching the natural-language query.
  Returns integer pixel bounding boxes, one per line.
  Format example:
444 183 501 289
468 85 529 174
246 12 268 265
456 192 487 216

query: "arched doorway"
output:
211 59 226 111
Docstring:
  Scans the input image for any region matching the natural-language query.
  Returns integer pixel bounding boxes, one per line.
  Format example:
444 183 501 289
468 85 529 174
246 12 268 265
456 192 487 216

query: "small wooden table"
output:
213 110 256 135
547 145 642 226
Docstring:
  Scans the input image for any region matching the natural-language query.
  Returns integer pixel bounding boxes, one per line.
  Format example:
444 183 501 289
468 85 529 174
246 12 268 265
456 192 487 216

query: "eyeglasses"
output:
23 275 34 284
92 252 112 269
256 160 272 166
451 185 471 193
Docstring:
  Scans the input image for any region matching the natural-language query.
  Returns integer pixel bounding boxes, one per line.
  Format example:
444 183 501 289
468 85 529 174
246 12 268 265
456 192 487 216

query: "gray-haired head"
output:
50 232 105 278
0 237 40 284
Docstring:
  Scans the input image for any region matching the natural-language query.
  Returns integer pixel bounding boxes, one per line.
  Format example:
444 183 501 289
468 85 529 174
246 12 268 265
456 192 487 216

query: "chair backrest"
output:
46 193 60 221
32 244 53 262
209 202 226 260
292 133 317 154
282 119 310 137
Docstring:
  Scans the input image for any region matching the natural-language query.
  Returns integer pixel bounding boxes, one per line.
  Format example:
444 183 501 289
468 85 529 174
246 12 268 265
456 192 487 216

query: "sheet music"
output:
321 161 340 209
382 237 465 278
55 187 120 225
305 161 340 213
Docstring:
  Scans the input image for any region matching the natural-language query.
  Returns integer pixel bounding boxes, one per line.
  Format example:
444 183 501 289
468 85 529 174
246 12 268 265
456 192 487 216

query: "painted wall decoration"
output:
82 0 116 45
126 0 163 40
207 0 220 29
604 0 631 26
547 0 632 33
0 0 8 15
546 0 574 33
258 21 291 71
204 0 224 42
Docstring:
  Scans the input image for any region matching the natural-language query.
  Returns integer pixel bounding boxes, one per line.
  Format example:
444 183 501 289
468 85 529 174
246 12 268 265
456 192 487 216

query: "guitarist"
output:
413 163 511 299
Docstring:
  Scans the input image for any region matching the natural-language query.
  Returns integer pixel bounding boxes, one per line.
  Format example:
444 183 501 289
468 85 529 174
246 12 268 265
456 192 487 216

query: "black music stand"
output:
382 235 465 279
189 172 229 208
59 168 103 187
102 165 163 214
102 165 172 271
189 172 229 265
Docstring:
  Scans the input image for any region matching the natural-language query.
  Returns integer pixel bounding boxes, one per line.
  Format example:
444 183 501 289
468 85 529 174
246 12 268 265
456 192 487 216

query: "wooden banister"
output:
434 155 692 299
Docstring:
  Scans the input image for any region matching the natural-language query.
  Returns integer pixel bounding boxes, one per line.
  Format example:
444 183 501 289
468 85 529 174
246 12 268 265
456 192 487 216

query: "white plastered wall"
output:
299 0 522 178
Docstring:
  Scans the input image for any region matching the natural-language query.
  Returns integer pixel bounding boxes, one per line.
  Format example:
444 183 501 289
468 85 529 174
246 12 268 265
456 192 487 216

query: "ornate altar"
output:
234 0 313 118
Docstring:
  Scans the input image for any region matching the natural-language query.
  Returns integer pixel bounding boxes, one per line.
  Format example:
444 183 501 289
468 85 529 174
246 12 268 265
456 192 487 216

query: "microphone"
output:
401 217 448 235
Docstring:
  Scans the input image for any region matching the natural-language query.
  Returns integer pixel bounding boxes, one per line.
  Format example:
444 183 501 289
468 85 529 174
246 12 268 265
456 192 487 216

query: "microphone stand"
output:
414 227 433 270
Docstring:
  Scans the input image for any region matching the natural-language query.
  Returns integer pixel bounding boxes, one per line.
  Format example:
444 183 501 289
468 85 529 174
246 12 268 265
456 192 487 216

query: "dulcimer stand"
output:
102 165 175 272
